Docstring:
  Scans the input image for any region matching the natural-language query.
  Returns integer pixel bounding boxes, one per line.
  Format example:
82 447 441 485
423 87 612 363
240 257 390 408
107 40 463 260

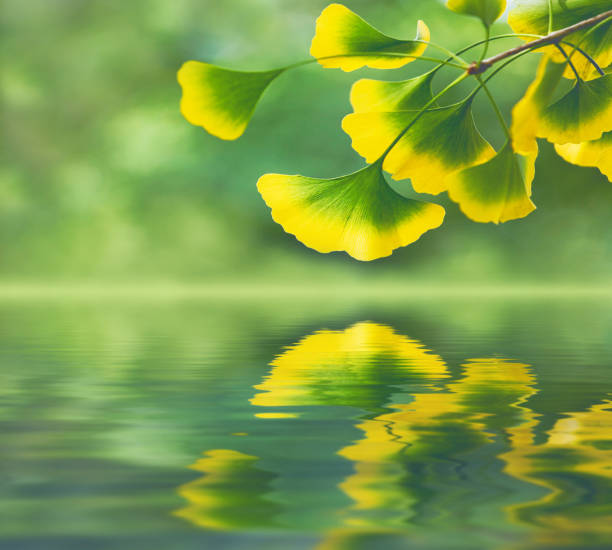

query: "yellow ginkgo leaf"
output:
537 73 612 144
511 56 565 155
310 3 430 71
447 141 537 224
177 61 282 140
257 163 445 261
350 72 435 113
342 101 495 195
555 131 612 181
446 0 506 26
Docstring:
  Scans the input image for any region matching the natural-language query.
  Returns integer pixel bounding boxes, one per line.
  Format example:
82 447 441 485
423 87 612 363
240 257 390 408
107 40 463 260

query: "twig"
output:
467 9 612 75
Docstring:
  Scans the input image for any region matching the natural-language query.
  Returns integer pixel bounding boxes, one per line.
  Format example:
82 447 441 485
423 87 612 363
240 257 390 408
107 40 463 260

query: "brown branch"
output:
467 9 612 75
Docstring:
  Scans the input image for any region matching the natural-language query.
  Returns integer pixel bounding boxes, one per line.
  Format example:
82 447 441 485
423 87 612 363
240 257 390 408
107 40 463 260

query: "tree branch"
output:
467 9 612 75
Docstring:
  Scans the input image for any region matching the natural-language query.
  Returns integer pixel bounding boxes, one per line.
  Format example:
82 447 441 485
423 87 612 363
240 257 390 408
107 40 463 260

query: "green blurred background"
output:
3 0 611 287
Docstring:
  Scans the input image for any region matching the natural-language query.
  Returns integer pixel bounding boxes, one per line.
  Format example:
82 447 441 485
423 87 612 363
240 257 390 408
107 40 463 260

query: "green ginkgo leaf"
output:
555 131 612 180
257 162 445 261
177 61 283 140
446 0 507 26
508 0 612 79
350 72 435 113
537 73 612 144
511 55 565 155
310 3 430 71
342 101 495 195
447 141 537 224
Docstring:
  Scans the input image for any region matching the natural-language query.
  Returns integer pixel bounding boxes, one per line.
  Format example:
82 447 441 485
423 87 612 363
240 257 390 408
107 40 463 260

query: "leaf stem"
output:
563 17 610 76
554 44 581 80
547 0 554 35
479 24 491 64
481 50 533 87
464 49 533 105
475 75 511 140
415 40 469 67
564 42 605 76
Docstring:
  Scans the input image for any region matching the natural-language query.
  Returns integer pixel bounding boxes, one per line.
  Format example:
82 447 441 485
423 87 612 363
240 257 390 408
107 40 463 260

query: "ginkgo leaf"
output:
350 72 435 113
177 61 282 140
537 73 612 144
342 101 495 195
257 163 445 261
508 0 612 80
310 3 430 71
447 141 537 224
511 56 565 155
555 131 612 180
446 0 507 26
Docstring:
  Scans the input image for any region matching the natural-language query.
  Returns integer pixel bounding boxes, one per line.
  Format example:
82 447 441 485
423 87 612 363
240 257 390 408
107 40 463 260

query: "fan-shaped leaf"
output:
446 0 507 26
447 141 537 224
511 56 565 155
177 61 282 140
537 73 612 144
342 101 495 195
310 3 430 71
508 0 612 79
555 131 612 180
257 163 445 261
350 72 435 113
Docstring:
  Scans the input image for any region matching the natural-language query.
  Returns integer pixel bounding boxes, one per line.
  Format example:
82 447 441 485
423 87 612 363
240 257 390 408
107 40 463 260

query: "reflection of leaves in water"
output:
338 357 535 530
173 449 280 530
174 322 612 547
251 322 449 414
502 400 612 545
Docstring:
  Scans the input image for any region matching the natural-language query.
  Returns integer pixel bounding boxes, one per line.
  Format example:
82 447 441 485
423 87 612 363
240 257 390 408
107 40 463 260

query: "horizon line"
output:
0 281 610 300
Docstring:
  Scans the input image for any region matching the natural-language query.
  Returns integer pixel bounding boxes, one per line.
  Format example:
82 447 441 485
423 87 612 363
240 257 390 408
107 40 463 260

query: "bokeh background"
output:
3 0 611 287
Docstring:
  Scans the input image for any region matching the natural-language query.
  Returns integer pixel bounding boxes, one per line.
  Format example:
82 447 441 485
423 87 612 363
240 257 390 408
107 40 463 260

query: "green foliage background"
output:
3 0 611 285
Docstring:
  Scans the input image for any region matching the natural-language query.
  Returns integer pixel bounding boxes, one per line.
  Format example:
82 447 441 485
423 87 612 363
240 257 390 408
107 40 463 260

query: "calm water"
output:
1 294 612 549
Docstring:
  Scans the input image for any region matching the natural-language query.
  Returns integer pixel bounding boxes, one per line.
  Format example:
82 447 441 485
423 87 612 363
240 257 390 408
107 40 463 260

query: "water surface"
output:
1 294 611 549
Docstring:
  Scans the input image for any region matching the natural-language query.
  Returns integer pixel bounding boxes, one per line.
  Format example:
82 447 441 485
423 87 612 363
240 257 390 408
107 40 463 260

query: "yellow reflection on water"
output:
174 322 612 547
253 412 300 419
173 449 279 530
502 399 612 545
337 358 535 530
250 322 449 411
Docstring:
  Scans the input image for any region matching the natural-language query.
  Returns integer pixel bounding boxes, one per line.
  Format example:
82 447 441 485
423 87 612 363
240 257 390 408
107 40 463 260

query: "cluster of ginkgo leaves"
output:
177 0 612 261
